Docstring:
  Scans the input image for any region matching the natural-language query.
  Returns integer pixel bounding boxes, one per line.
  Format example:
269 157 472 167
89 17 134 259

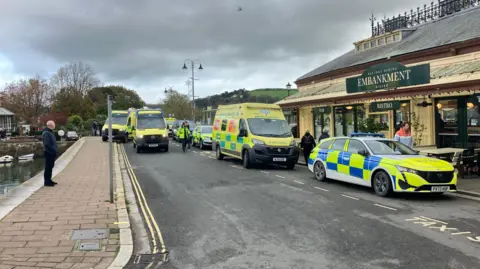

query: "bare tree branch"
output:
51 61 101 95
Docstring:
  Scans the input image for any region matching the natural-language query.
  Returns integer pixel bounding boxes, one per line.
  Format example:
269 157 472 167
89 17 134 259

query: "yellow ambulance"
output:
212 103 300 169
129 109 169 153
102 110 129 143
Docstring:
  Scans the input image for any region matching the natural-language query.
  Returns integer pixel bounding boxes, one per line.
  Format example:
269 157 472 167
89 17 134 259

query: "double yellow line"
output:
119 145 167 254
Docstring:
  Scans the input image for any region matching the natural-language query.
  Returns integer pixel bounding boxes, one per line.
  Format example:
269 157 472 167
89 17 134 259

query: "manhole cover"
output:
79 241 101 251
71 229 109 240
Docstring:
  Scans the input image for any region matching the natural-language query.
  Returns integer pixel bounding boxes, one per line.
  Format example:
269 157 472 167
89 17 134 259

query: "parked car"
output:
66 131 79 141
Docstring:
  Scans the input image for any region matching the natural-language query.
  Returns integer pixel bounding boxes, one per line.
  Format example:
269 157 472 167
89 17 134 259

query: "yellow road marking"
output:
121 145 167 254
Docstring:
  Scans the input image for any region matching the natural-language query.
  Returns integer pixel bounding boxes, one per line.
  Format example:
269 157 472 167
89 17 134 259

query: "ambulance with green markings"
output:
212 103 300 169
308 133 457 197
129 109 169 153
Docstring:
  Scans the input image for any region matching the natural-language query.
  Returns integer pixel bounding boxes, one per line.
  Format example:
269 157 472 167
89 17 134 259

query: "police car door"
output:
345 139 370 185
325 138 347 180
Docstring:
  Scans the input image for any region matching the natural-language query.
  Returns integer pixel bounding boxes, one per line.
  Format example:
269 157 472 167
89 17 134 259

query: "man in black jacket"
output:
43 120 58 186
300 130 316 165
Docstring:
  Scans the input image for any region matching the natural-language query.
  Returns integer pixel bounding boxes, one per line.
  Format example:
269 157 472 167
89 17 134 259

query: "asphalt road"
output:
124 141 480 269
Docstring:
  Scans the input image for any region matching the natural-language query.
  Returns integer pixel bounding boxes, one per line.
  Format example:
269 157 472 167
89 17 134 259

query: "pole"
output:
107 95 114 204
191 61 195 122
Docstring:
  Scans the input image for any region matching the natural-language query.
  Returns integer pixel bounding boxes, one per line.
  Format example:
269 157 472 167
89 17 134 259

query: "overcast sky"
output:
0 0 422 103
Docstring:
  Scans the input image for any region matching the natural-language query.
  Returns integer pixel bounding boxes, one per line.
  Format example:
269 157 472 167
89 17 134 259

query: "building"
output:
278 0 480 149
202 106 217 125
0 107 14 131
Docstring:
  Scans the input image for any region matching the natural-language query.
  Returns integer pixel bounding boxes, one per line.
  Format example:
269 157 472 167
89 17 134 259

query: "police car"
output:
308 134 457 197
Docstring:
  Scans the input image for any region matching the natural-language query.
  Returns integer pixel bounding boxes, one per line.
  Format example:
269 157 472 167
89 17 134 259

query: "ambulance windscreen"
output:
247 118 292 137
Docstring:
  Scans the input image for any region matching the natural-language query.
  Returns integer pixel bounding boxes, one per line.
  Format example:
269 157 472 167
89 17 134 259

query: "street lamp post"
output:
286 82 292 96
182 59 203 122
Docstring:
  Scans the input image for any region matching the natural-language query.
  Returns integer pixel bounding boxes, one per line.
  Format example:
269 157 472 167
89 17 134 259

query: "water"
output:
0 158 45 193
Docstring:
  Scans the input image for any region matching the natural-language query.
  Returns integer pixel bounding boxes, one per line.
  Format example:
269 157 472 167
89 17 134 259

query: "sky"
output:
0 0 422 103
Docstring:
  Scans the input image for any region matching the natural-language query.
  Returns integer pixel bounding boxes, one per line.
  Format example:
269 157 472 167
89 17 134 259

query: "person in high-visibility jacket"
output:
178 121 192 152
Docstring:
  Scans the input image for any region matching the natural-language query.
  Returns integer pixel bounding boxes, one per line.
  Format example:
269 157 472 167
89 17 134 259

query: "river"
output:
0 158 44 194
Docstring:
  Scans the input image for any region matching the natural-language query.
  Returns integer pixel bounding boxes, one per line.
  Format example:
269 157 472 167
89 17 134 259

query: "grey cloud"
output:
0 0 422 98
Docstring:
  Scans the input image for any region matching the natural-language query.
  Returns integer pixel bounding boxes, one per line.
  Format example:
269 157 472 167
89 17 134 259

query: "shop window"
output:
466 97 480 148
436 99 460 148
334 105 365 137
395 102 411 129
314 112 331 140
370 114 389 131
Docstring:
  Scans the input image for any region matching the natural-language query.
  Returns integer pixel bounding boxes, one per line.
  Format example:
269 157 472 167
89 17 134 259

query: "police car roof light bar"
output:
350 132 385 138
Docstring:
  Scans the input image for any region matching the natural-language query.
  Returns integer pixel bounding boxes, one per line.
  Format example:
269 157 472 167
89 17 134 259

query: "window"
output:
347 140 367 154
331 139 347 151
201 126 213 133
395 102 411 128
363 43 369 50
221 119 228 131
370 40 376 48
246 118 291 137
365 140 417 155
239 119 247 131
378 38 385 46
370 114 389 131
319 139 333 150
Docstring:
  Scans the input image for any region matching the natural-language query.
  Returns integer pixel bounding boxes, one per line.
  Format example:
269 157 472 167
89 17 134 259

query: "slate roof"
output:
297 5 480 82
0 107 14 116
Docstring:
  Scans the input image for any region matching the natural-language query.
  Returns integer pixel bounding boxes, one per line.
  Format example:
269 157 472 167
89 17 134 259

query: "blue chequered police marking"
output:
341 152 352 165
363 156 382 170
349 167 363 178
308 158 315 165
327 162 337 171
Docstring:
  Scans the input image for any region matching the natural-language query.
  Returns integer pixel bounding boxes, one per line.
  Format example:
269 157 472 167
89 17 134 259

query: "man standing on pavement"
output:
300 129 316 165
43 120 58 186
92 121 98 136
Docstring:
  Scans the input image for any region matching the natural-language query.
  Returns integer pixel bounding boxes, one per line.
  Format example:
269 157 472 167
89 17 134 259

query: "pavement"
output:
0 137 130 269
124 141 480 269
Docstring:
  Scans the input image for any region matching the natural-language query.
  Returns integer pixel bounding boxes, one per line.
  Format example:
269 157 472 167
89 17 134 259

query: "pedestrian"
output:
318 130 330 143
42 120 58 187
394 122 414 148
300 129 316 165
186 122 192 150
92 121 98 136
178 121 191 152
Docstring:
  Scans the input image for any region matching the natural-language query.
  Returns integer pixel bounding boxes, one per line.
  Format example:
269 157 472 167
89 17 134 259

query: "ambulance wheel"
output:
136 146 141 153
373 170 392 197
286 163 295 170
216 146 224 160
242 150 251 169
314 161 327 181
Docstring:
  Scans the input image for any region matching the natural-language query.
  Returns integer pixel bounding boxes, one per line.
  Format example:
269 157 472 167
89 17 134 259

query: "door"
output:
345 139 369 182
325 139 347 179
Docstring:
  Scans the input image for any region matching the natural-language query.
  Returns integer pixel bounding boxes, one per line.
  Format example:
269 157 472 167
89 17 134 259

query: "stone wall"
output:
0 141 75 158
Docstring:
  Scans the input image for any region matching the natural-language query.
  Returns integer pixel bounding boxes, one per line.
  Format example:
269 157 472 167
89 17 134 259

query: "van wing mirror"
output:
358 149 369 156
239 129 247 137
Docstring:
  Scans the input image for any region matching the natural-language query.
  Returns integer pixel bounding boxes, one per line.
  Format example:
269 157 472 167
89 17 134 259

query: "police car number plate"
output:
148 144 159 147
273 158 286 162
431 186 450 192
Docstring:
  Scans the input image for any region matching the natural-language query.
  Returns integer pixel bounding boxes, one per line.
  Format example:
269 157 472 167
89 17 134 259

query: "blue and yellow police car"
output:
308 134 457 197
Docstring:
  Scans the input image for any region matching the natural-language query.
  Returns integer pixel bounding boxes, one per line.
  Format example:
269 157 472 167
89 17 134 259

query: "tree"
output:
52 87 96 120
162 90 193 120
88 86 145 115
68 115 83 128
2 76 53 123
51 62 101 94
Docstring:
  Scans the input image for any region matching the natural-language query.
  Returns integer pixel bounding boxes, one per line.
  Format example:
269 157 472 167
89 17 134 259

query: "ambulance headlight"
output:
289 140 297 146
136 134 144 139
251 139 265 145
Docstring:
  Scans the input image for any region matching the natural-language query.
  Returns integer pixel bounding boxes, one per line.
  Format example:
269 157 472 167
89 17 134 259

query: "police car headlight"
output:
136 134 143 139
251 139 265 145
395 166 418 174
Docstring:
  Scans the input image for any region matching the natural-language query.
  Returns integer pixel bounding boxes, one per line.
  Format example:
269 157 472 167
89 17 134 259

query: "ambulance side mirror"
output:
239 129 248 137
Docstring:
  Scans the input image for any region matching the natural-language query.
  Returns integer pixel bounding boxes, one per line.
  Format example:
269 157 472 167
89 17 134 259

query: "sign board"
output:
58 130 65 137
369 101 401 112
312 107 332 114
346 62 430 93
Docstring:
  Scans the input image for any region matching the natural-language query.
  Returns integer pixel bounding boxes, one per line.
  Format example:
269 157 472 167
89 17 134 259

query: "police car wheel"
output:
373 171 392 197
314 161 326 181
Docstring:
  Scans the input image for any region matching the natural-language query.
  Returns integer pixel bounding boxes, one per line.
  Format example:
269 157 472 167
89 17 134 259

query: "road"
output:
123 140 480 269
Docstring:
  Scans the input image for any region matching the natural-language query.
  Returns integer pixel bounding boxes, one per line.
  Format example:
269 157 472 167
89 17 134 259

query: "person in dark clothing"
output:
92 121 98 136
42 120 58 187
318 131 330 143
300 130 316 165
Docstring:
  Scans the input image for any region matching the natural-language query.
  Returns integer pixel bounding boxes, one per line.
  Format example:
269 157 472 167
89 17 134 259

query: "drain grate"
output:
71 229 110 240
79 241 101 251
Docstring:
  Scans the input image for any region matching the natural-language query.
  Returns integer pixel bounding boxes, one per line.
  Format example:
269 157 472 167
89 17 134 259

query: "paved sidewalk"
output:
457 177 480 196
0 138 120 269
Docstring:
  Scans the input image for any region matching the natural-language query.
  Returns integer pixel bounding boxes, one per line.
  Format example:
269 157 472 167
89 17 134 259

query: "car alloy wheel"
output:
314 161 326 181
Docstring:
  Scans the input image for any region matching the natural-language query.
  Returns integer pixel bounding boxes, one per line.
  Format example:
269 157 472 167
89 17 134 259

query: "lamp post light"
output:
286 82 292 96
182 59 203 122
